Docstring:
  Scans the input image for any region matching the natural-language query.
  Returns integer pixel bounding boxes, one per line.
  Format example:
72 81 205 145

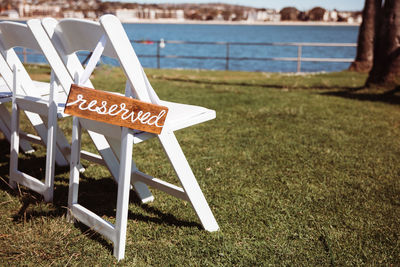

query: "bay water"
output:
122 23 358 72
21 23 359 73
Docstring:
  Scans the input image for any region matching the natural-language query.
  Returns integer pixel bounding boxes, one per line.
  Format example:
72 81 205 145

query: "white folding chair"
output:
0 23 71 168
0 21 76 201
28 18 155 204
1 20 147 202
0 21 115 201
40 15 218 260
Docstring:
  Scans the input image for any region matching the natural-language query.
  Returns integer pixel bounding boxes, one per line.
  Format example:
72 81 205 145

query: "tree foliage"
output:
280 7 299 21
308 7 326 21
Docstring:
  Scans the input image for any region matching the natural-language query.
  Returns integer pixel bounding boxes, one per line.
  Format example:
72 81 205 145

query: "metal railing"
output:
18 40 357 72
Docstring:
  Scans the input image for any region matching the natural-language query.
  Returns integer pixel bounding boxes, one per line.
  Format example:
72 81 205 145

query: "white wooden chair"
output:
0 21 77 201
0 23 72 168
40 15 219 260
0 21 113 201
28 19 155 204
1 20 148 203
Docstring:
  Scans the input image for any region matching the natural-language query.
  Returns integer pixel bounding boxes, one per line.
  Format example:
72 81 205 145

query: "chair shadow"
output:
72 175 201 229
320 85 400 105
0 137 201 252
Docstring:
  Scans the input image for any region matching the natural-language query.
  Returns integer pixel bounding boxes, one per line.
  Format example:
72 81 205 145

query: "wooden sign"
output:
64 84 168 134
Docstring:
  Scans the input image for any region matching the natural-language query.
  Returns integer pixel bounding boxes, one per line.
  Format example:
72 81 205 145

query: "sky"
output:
110 0 365 11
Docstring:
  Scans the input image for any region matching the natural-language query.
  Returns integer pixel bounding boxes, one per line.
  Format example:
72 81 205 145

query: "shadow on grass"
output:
321 85 400 105
156 76 364 91
0 138 201 251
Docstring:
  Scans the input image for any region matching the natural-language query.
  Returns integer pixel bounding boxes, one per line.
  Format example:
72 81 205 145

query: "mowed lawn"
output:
0 65 399 266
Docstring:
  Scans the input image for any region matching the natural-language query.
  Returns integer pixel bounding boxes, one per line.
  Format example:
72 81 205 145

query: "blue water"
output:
24 23 359 72
124 24 358 72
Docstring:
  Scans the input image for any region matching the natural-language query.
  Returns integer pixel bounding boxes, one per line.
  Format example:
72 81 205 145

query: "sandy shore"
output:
0 16 360 26
120 19 360 26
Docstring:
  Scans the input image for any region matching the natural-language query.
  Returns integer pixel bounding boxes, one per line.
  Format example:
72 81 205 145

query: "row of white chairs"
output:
0 15 218 260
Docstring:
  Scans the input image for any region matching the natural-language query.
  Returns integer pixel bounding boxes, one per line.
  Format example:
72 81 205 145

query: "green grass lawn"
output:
0 65 399 266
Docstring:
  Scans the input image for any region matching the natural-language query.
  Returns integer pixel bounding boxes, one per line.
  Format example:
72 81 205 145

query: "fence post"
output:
225 43 230 70
157 41 161 69
297 45 302 73
23 48 27 64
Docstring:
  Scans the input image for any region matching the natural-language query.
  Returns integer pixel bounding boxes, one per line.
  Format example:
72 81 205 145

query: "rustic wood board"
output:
64 84 168 134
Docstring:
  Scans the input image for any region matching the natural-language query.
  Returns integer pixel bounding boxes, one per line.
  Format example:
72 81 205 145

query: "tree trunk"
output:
349 0 381 72
367 0 400 85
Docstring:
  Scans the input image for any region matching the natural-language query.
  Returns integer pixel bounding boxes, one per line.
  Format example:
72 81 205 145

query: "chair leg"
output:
158 132 219 232
39 114 69 167
113 127 133 260
68 116 81 221
9 96 19 190
43 93 58 202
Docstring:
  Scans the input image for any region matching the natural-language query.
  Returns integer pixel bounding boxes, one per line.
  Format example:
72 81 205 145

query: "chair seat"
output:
0 77 49 95
29 81 68 104
13 94 69 120
0 77 67 104
0 77 12 103
107 91 215 132
160 100 216 132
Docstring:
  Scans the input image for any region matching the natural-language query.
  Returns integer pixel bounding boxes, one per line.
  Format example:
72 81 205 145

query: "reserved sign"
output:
64 84 168 134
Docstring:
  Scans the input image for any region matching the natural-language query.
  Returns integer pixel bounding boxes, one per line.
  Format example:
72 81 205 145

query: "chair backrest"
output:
41 15 160 104
0 22 41 51
0 21 42 96
0 21 70 100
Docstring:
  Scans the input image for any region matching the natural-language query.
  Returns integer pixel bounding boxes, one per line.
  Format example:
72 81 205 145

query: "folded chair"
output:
0 21 119 201
40 15 219 259
0 21 148 203
0 20 150 203
0 24 72 168
0 21 77 201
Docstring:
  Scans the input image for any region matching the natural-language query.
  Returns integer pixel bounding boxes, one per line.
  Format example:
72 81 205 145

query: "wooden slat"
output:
71 204 116 243
19 132 43 145
132 171 189 201
80 150 105 165
15 96 49 116
11 170 47 195
79 117 122 140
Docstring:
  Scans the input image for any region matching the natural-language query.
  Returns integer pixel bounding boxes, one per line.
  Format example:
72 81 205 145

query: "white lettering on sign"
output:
66 94 167 128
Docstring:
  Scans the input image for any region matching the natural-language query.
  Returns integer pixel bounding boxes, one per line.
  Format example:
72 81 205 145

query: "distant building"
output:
245 9 279 22
330 10 338 21
176 10 184 21
215 13 224 21
0 1 361 24
18 3 61 17
264 9 281 22
355 14 362 23
337 11 360 23
0 10 19 19
115 8 138 21
85 11 97 19
63 10 85 19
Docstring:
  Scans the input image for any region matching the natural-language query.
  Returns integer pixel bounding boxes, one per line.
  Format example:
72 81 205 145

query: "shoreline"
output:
0 16 360 26
121 19 360 26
